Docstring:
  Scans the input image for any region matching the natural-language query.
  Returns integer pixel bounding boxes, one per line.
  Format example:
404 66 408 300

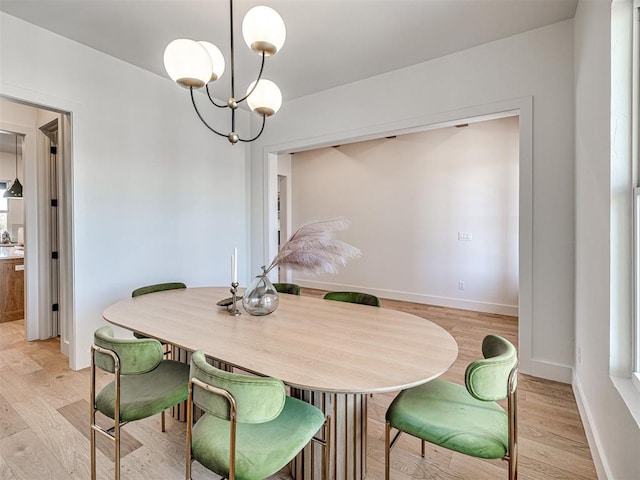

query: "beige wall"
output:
289 116 519 315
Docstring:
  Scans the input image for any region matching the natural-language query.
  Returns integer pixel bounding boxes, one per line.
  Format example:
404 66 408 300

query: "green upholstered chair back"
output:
273 282 302 295
93 326 163 375
464 335 517 402
323 291 381 307
131 282 186 297
190 350 286 424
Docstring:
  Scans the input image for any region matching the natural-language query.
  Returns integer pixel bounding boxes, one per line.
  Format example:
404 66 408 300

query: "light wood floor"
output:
0 290 597 480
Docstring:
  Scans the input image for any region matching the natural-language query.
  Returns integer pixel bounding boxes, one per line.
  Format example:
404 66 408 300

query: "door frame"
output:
0 96 74 362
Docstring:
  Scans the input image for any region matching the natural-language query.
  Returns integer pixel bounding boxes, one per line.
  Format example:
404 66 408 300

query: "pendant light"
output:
4 136 23 199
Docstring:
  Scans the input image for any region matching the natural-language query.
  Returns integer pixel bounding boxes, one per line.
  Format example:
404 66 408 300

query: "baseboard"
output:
573 373 611 480
530 359 573 384
294 279 518 317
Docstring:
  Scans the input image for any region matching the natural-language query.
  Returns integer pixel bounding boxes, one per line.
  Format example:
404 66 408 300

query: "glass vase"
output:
242 270 279 316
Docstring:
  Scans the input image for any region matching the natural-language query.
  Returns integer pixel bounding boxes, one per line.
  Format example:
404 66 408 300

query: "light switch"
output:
457 232 472 241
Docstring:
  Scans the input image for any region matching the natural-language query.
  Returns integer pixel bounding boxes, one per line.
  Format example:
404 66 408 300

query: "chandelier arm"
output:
190 87 228 139
206 85 228 108
238 114 266 143
236 52 266 105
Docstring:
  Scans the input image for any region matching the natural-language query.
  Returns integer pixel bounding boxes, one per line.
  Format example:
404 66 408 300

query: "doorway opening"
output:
0 96 73 361
264 98 533 374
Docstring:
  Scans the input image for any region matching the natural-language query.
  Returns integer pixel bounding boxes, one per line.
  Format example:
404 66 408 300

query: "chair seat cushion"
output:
191 396 325 480
386 379 508 459
96 360 189 422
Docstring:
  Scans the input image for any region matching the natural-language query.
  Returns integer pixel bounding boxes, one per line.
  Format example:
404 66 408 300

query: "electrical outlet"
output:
578 346 582 364
458 232 472 241
458 281 465 290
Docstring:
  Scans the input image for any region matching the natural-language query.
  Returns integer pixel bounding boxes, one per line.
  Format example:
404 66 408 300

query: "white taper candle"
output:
232 247 238 284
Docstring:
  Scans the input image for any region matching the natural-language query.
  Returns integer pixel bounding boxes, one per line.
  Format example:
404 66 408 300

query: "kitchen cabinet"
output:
0 257 24 322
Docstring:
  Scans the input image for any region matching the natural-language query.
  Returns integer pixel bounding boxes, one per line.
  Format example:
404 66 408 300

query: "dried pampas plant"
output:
264 218 361 276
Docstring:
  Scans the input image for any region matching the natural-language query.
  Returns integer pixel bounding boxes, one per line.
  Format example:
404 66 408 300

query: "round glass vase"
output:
242 270 279 316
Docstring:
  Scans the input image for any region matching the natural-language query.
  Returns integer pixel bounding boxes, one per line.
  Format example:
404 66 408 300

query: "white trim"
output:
633 0 640 379
294 278 519 317
573 372 612 480
0 84 77 370
530 359 572 384
612 375 640 428
263 96 535 376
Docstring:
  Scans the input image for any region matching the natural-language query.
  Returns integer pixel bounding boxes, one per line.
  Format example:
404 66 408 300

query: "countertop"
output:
0 246 24 260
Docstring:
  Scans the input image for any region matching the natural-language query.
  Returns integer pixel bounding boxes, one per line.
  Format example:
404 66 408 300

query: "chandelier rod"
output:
237 52 265 104
205 85 226 108
238 114 266 143
190 87 228 139
230 0 236 101
191 87 268 143
205 48 265 108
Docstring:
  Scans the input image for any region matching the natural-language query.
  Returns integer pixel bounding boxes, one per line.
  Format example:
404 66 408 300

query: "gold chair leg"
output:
421 439 425 458
90 355 97 480
324 415 332 480
385 421 391 480
186 381 193 480
90 421 96 480
161 410 166 432
508 446 518 480
114 422 120 480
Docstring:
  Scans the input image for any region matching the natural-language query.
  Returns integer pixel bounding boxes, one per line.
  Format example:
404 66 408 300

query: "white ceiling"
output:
1 0 577 102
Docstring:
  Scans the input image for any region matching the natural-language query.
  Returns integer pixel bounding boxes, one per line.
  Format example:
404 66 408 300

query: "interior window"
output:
0 181 8 235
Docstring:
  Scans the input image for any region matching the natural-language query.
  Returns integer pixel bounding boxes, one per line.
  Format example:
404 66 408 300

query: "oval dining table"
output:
103 286 458 480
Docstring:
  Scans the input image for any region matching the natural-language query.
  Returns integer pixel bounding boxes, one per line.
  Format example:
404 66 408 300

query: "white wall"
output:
573 1 640 479
289 117 519 316
250 20 575 381
0 12 251 369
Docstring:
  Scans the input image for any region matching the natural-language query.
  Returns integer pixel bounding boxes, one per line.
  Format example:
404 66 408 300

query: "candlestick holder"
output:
229 282 241 316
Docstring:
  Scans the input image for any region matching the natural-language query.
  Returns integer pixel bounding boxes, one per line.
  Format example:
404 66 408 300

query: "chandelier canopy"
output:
163 0 285 144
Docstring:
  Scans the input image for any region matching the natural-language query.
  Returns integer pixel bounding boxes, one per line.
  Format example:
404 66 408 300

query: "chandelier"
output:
163 0 285 144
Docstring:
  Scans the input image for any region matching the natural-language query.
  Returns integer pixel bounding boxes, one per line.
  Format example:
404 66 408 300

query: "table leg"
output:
290 389 367 480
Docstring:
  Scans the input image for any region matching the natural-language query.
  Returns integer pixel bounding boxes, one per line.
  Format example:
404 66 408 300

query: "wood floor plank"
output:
58 399 143 461
518 436 597 480
0 428 82 480
0 392 28 439
0 452 16 479
0 347 42 375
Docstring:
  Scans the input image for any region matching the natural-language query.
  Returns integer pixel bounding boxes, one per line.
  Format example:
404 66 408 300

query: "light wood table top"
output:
103 287 458 394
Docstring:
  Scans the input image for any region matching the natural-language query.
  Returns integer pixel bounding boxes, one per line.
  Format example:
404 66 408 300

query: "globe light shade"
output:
242 6 286 56
246 79 282 117
163 39 212 88
198 41 226 82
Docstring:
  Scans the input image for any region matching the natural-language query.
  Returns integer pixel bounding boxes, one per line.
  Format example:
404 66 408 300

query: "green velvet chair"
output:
90 326 190 480
385 335 518 480
130 281 187 428
323 291 381 307
273 282 302 295
186 350 329 480
131 281 187 298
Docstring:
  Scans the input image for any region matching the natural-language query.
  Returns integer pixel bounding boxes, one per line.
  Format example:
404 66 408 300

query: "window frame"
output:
633 1 640 387
0 180 7 212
